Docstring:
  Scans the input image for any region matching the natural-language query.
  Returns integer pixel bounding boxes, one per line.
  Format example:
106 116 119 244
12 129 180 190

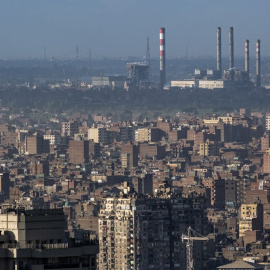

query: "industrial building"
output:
171 79 233 90
91 76 126 88
126 63 149 87
171 26 260 90
171 80 197 88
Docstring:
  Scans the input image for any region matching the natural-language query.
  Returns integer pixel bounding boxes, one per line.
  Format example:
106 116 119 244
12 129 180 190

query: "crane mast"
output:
181 227 208 270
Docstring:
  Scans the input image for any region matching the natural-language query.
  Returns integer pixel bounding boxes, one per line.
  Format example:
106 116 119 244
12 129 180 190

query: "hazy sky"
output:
0 0 269 59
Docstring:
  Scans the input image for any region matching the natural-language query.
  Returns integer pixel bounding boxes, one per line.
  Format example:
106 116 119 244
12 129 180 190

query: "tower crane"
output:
181 226 208 270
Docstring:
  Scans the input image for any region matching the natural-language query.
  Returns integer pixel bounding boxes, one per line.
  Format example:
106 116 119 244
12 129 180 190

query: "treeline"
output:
1 86 270 117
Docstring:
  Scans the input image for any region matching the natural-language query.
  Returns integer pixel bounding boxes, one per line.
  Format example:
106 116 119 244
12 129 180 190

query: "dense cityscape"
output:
0 2 270 268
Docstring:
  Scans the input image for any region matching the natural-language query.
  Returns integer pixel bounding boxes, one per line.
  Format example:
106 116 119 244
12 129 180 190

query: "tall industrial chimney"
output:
256 39 261 88
229 27 234 69
217 27 222 77
245 40 249 76
160 27 166 88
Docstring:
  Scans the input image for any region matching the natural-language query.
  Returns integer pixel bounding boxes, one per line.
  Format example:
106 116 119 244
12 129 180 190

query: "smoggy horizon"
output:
0 0 269 59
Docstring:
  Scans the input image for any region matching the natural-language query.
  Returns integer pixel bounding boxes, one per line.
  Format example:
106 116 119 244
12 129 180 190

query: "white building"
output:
44 134 61 145
171 79 233 90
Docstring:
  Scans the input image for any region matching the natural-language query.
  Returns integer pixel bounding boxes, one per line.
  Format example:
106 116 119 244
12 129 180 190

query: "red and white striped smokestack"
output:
245 40 249 76
256 39 261 88
160 27 166 88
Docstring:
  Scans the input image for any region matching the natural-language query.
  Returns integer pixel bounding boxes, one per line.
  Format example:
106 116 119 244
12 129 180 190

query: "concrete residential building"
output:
0 207 98 270
61 120 79 137
239 202 263 238
43 134 61 145
89 140 100 157
121 144 138 169
68 140 89 165
0 172 9 199
131 174 153 196
199 140 220 156
135 128 149 142
26 135 50 155
224 179 238 209
265 113 270 131
135 128 165 143
29 161 49 177
98 190 208 270
139 143 166 159
261 134 270 152
88 128 99 143
0 131 18 147
88 128 110 144
263 152 270 174
119 127 135 143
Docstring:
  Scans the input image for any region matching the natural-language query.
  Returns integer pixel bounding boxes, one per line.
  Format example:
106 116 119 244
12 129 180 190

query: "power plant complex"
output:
92 26 262 90
170 26 262 90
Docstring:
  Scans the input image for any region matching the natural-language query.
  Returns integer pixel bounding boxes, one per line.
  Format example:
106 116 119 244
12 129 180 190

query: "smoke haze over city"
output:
0 0 269 59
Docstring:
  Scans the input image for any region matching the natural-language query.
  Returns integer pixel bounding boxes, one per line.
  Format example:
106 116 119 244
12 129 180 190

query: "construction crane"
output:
181 226 208 270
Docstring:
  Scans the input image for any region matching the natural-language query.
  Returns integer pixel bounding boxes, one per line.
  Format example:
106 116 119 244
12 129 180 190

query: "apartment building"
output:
98 189 208 270
61 120 79 137
88 128 110 144
199 140 220 156
0 207 98 270
68 140 90 165
121 145 139 169
239 202 263 238
26 135 50 155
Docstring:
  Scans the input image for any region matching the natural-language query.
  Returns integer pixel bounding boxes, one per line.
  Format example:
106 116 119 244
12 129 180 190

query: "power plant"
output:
217 27 222 78
171 26 262 90
91 26 262 91
160 27 166 89
256 39 261 88
229 27 234 69
245 39 249 76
